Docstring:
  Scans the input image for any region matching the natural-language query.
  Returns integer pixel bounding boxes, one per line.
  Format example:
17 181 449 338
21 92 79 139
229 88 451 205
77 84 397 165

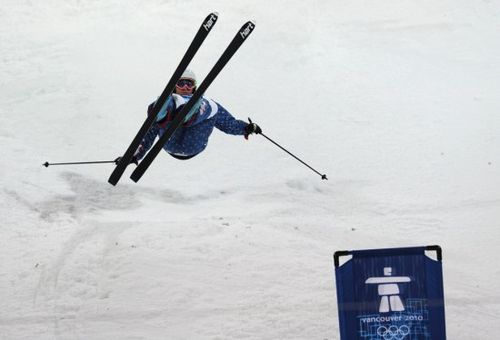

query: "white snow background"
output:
1 0 499 339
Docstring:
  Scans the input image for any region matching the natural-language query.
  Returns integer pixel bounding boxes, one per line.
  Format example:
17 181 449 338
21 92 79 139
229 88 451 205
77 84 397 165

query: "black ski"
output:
108 12 219 186
130 21 256 183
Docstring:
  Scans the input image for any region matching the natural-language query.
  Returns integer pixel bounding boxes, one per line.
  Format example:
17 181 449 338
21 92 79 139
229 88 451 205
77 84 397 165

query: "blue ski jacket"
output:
134 94 247 160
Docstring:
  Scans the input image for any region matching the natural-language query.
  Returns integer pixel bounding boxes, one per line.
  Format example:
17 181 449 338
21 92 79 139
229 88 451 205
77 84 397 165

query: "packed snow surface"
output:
1 0 499 339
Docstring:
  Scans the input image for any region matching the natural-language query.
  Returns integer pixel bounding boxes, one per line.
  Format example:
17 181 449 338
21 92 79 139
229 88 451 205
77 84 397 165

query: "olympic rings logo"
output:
376 325 410 340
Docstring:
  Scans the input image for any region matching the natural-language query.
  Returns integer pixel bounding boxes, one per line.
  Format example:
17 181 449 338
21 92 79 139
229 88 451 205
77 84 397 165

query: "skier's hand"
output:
114 156 139 166
244 118 262 140
147 102 155 117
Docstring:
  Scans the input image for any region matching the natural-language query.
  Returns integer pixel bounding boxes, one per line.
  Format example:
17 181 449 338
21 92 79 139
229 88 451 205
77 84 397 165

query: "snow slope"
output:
1 0 499 339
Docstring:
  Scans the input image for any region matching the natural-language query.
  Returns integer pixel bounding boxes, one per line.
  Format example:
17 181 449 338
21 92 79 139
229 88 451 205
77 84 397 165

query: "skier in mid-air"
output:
116 69 261 165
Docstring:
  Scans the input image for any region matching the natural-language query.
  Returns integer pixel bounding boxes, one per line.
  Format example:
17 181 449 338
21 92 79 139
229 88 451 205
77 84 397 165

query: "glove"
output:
114 156 138 166
244 118 262 140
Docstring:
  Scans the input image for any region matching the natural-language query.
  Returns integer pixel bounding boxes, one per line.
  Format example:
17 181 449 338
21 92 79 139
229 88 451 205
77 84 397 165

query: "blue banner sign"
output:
334 246 446 339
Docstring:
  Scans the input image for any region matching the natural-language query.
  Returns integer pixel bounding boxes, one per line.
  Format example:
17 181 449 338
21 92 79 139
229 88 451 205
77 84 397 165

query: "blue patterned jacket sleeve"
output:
214 103 247 135
133 123 159 160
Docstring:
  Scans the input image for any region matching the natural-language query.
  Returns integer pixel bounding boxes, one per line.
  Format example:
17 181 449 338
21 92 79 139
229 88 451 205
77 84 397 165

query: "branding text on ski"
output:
203 14 217 31
240 22 255 39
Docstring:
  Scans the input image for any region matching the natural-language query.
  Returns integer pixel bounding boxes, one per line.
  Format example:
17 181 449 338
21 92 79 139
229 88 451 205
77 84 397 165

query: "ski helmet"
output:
180 69 197 86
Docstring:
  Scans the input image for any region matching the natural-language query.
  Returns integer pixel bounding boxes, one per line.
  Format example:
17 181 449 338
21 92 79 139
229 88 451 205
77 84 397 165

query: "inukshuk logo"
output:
365 267 411 313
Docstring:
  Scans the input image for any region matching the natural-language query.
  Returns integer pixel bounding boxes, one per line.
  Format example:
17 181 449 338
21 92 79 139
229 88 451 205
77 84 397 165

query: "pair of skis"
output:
108 13 255 186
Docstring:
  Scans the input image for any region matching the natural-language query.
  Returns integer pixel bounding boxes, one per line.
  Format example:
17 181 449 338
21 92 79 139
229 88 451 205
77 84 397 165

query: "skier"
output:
116 69 261 165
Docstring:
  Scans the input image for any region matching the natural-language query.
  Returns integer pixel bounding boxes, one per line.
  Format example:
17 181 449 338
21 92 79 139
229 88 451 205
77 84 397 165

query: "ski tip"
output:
203 12 219 31
239 21 256 38
242 20 256 27
212 11 219 16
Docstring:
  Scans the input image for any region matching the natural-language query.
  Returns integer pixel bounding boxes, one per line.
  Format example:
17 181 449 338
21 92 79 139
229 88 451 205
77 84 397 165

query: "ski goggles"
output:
176 78 195 89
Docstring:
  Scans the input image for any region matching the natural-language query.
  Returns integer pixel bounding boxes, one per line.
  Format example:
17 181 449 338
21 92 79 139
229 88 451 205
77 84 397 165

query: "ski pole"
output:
43 160 117 167
258 131 328 180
